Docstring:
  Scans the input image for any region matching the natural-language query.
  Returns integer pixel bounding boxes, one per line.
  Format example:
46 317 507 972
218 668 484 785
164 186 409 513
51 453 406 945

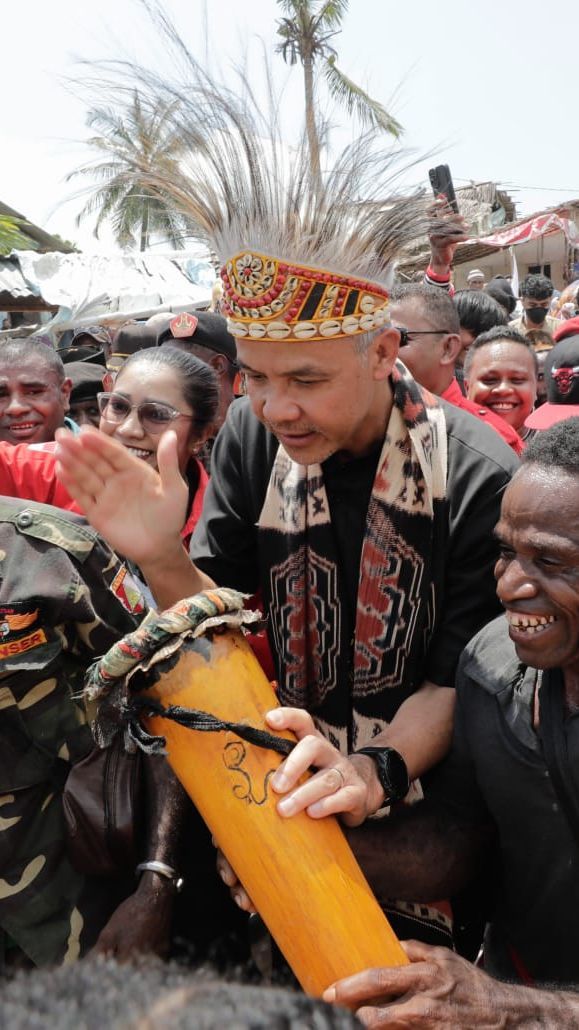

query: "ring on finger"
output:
332 767 346 793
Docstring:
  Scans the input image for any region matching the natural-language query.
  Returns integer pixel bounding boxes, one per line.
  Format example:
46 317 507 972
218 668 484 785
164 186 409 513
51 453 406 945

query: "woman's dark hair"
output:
485 280 517 316
117 346 219 434
454 289 508 337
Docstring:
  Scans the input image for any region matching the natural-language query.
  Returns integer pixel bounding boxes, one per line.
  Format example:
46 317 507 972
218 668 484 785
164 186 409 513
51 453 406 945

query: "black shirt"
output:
191 394 518 699
430 615 579 985
322 444 382 634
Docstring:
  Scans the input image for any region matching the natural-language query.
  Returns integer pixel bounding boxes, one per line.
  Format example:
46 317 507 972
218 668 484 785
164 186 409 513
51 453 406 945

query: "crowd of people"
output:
2 138 579 1025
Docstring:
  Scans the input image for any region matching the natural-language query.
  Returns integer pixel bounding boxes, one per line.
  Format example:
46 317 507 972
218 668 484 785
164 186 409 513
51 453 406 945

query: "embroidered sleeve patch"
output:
110 567 146 615
0 628 47 659
0 604 42 640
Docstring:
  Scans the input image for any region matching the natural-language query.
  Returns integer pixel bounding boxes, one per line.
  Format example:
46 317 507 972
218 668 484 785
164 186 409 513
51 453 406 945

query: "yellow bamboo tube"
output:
141 628 408 996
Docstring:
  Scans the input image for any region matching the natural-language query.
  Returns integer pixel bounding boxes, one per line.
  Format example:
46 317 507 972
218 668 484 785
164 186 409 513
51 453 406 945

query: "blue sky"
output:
4 0 578 251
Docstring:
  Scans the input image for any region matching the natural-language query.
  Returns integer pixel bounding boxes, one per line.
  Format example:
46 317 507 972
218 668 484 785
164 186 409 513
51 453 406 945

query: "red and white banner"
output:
464 214 579 250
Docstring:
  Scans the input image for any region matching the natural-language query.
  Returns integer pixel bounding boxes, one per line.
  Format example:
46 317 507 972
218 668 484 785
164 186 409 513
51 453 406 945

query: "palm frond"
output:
275 21 301 64
101 50 432 283
323 57 403 137
68 82 192 249
314 0 349 31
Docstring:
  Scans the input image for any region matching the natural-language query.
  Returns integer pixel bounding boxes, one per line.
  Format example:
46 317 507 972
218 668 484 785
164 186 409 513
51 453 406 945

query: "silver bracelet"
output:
136 861 184 891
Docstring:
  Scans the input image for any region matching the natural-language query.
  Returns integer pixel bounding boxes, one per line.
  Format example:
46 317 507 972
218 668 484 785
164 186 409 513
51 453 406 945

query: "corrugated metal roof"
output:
0 256 47 308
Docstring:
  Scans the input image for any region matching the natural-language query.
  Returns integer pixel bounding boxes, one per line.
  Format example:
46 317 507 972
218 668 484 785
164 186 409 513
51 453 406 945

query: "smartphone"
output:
428 164 459 214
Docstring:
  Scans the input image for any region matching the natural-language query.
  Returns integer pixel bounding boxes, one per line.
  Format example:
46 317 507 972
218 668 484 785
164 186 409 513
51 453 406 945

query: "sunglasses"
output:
394 328 455 346
97 392 194 435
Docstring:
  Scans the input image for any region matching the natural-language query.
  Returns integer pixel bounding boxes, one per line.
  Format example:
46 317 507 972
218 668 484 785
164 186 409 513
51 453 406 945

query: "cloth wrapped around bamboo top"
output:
85 588 407 995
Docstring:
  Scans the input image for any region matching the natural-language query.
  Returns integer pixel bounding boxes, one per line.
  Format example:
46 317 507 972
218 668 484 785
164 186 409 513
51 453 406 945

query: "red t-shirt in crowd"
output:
442 378 524 456
0 442 209 541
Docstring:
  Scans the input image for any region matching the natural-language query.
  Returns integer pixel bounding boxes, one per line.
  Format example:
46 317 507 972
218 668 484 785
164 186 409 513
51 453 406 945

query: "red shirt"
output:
0 443 209 540
0 443 81 512
441 379 524 456
181 460 209 548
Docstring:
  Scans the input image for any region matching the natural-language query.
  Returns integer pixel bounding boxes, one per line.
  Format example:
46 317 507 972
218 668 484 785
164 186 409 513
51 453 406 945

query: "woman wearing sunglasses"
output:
0 346 218 550
97 347 218 547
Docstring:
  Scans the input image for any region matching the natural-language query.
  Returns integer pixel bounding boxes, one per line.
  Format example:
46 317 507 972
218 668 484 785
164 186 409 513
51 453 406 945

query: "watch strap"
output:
354 746 410 804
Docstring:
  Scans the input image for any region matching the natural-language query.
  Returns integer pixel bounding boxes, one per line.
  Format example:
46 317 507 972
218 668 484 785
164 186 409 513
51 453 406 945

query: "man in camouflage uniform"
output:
0 497 147 968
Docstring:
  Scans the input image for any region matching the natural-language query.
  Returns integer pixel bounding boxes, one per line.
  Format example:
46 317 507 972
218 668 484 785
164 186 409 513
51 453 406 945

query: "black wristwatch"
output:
355 746 410 805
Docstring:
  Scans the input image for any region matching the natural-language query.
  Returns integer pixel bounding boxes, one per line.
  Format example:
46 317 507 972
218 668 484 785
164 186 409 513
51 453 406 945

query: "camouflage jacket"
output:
0 498 146 966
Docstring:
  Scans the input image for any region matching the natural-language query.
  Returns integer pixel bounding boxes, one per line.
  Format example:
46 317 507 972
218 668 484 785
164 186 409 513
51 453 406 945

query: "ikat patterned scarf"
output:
258 360 448 753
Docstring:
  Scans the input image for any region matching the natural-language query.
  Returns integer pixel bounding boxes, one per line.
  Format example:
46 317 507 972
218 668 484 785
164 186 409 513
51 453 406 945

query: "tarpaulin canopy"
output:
467 213 579 250
0 250 214 333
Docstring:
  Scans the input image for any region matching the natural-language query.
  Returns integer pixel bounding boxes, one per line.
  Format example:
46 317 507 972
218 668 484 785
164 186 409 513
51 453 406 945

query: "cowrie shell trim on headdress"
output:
221 249 390 343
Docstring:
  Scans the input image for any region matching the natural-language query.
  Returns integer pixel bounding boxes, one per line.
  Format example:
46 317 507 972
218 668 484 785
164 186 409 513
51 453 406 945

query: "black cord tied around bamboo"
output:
125 694 297 758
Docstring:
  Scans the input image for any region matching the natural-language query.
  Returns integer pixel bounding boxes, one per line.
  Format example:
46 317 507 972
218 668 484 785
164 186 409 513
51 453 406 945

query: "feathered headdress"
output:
85 3 436 343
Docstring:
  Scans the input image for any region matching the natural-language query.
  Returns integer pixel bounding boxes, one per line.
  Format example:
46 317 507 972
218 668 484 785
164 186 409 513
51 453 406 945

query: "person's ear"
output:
441 333 463 367
371 327 401 381
187 427 210 458
209 354 229 377
61 377 73 412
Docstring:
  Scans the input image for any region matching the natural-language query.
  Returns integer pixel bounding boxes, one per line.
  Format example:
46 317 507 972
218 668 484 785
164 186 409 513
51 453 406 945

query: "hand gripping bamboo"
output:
139 627 408 995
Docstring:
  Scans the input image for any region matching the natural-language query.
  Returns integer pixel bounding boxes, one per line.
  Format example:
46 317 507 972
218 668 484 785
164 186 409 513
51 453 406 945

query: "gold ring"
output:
333 767 346 792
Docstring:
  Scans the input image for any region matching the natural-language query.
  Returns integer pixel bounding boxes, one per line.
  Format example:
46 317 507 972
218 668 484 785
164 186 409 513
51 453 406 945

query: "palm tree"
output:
275 0 403 180
67 91 191 251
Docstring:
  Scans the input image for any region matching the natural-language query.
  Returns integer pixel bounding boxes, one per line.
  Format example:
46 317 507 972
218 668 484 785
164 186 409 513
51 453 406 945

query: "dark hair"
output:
117 346 219 434
485 281 517 317
520 273 553 300
453 290 508 337
523 417 579 473
487 276 515 297
169 338 238 384
526 329 554 352
464 325 538 377
0 337 66 381
0 956 360 1029
390 283 460 334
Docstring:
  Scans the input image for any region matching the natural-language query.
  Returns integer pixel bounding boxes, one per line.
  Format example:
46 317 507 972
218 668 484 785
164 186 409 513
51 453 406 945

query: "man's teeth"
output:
508 613 556 633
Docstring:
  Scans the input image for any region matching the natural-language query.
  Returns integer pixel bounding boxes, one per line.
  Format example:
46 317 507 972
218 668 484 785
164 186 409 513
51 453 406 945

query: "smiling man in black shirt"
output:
323 420 579 1024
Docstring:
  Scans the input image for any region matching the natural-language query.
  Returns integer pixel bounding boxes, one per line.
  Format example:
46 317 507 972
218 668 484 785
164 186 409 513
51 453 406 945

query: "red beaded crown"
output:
221 249 390 343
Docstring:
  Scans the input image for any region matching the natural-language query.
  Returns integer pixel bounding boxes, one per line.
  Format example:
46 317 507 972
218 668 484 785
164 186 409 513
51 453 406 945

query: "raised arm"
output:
55 426 214 608
425 199 470 290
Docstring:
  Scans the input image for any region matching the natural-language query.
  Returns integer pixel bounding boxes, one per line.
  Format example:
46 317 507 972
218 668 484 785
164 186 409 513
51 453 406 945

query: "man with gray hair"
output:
55 73 518 944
